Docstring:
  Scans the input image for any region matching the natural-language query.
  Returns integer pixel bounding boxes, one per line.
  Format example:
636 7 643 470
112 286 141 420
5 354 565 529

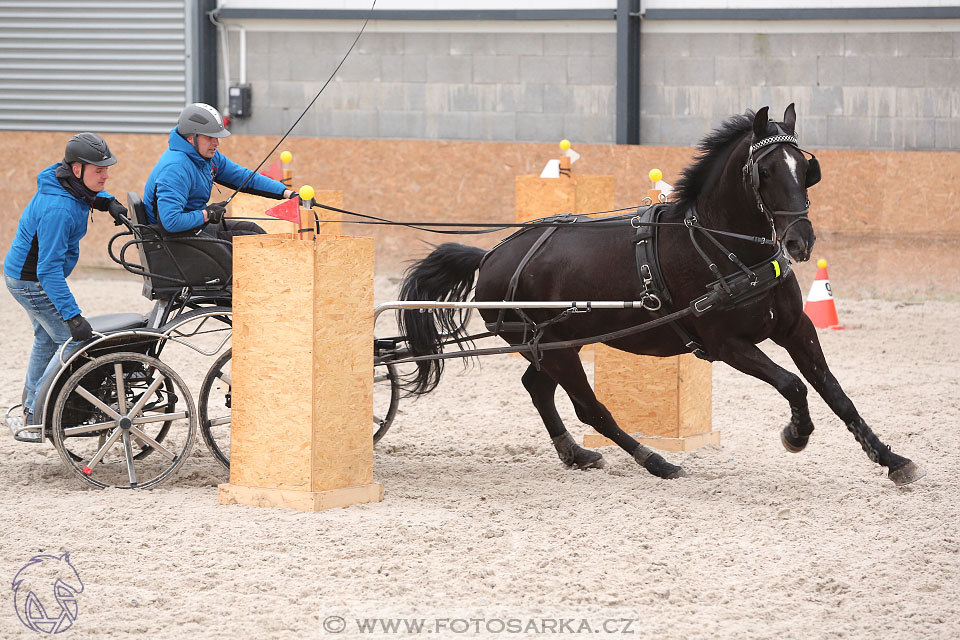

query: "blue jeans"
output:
5 274 74 414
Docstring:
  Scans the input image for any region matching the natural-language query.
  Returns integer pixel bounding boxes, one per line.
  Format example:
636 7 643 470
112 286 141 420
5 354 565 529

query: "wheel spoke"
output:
64 419 117 437
217 372 231 387
132 411 189 425
74 385 121 420
114 363 127 414
374 374 390 383
207 415 230 427
126 374 166 418
122 432 137 487
83 427 123 474
129 426 177 461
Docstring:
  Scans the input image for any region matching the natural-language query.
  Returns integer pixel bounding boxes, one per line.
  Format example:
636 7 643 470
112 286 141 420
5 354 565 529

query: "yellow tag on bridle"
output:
771 260 781 278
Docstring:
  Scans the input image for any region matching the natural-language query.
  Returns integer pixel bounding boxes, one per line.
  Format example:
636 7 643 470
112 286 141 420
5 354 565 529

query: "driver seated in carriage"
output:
142 103 299 241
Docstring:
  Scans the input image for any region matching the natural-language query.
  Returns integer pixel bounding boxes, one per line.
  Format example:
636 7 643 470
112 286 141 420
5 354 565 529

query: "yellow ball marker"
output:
280 150 293 163
817 258 828 269
648 168 662 183
559 139 571 151
299 185 315 202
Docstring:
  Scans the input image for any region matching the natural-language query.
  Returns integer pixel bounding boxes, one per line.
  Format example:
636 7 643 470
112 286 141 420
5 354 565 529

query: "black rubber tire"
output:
198 348 232 470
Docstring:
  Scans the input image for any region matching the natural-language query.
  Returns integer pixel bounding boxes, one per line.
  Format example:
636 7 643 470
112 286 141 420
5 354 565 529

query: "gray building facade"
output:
215 4 960 151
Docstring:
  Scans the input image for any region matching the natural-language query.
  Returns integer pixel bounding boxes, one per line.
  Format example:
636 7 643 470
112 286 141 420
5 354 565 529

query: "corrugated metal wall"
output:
0 0 189 133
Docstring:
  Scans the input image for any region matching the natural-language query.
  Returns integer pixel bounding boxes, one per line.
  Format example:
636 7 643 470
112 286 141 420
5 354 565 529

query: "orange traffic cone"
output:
804 259 843 330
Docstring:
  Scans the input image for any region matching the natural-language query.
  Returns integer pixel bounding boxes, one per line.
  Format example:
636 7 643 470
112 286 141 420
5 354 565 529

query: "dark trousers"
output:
202 219 265 240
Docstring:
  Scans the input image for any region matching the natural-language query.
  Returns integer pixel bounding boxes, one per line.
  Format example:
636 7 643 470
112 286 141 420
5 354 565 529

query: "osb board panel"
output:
573 175 615 216
593 345 679 438
218 482 383 512
583 429 721 452
311 235 375 492
231 235 316 490
515 176 574 222
2 132 958 295
677 354 713 438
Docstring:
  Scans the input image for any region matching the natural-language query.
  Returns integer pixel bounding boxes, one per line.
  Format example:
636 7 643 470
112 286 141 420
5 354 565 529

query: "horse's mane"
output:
673 111 756 209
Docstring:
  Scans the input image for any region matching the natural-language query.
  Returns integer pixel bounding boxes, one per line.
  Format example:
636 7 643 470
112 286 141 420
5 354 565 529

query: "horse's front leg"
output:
521 363 606 469
713 338 815 447
772 314 924 486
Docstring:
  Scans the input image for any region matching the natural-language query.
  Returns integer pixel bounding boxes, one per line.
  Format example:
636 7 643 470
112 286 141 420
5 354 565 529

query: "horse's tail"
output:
397 242 487 396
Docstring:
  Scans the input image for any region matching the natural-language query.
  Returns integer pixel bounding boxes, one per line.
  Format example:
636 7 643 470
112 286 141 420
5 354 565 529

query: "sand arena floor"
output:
0 270 958 639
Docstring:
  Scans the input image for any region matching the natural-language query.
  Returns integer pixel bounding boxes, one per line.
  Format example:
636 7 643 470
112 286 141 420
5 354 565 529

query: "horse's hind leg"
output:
521 363 606 469
773 316 924 486
533 349 687 479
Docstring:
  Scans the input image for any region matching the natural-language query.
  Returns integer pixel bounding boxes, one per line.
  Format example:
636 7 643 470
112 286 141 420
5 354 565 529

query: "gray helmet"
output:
64 132 117 167
177 103 230 138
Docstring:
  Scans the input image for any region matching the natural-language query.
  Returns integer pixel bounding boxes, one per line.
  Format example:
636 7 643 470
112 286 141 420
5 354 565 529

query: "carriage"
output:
3 192 402 489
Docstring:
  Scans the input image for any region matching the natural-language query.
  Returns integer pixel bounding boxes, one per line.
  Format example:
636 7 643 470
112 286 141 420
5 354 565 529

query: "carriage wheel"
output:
198 356 400 471
51 352 196 489
373 362 400 444
199 348 232 470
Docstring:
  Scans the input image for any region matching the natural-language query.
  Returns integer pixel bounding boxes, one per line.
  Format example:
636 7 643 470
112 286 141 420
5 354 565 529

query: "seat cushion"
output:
89 313 148 333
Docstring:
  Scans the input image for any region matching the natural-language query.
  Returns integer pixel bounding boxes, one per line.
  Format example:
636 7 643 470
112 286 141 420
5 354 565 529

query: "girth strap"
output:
634 204 712 360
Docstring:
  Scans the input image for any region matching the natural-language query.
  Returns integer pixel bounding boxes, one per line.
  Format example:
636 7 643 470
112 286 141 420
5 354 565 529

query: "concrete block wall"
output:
639 30 960 150
222 23 959 151
223 30 618 144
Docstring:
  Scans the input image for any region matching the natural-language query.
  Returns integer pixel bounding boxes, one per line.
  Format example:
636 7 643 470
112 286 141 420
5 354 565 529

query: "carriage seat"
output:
89 313 148 334
127 192 233 300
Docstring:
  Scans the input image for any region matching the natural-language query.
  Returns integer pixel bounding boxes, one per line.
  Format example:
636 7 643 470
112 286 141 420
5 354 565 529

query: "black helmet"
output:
64 132 117 167
177 103 230 138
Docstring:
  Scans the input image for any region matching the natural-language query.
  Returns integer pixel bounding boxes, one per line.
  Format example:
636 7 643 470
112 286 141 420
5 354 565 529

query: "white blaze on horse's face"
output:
782 148 800 187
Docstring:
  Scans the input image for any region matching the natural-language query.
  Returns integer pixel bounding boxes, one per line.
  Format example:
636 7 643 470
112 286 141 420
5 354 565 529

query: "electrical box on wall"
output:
228 84 252 118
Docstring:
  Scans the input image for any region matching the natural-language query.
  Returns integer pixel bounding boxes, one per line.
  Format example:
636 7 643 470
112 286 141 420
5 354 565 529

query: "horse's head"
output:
744 104 820 262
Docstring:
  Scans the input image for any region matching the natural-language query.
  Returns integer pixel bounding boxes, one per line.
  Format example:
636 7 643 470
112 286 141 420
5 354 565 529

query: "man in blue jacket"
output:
4 133 128 432
144 103 297 238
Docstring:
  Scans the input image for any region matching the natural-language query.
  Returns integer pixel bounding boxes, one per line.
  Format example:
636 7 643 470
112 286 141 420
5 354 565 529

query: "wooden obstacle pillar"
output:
218 232 383 512
584 348 718 451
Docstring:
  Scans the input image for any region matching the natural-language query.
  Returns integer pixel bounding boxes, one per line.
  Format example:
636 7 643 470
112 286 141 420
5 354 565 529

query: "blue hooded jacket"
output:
143 128 287 233
3 164 112 321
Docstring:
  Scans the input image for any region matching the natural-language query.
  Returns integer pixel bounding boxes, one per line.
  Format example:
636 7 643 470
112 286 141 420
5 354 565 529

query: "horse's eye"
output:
759 167 770 179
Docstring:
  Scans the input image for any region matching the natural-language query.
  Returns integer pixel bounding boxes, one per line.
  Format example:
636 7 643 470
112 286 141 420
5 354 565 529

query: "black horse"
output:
397 105 923 487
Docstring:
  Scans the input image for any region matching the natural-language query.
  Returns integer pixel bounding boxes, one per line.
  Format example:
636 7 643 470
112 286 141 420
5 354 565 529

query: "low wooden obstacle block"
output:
584 348 718 452
218 232 383 512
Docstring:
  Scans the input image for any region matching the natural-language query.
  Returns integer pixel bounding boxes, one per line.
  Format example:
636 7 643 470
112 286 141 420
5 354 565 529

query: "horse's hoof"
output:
572 450 606 470
781 425 809 453
889 460 925 486
666 467 689 479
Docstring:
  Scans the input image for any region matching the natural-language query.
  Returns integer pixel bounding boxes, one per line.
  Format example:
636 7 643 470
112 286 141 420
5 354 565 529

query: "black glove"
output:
67 315 93 342
107 199 128 225
206 201 227 224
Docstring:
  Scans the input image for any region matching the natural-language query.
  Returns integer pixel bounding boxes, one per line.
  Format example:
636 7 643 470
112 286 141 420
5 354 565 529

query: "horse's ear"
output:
783 103 797 134
753 107 769 139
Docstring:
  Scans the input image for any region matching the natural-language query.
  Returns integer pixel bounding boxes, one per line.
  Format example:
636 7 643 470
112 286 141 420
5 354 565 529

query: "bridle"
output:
742 125 821 242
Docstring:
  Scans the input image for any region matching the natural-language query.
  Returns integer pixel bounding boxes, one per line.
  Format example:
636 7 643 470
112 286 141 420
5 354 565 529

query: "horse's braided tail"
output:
397 243 487 396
